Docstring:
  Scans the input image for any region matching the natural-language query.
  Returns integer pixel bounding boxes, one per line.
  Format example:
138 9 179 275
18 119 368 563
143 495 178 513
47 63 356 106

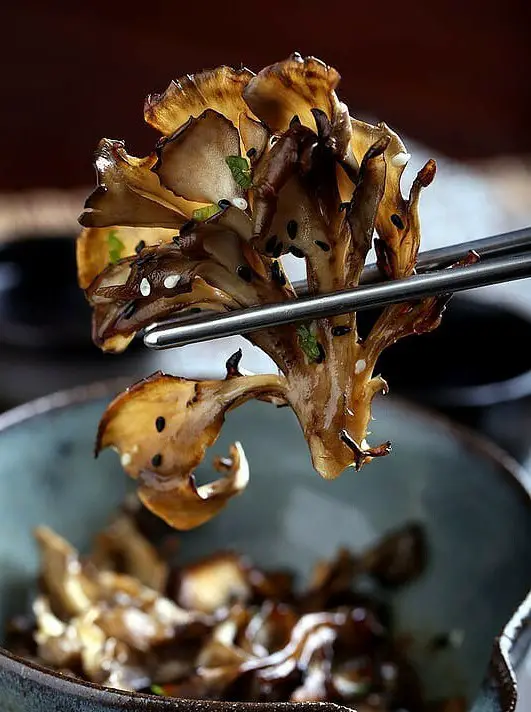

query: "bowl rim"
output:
0 377 529 712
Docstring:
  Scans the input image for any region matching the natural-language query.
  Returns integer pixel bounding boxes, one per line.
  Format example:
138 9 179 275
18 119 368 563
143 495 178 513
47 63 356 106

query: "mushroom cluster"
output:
78 54 474 530
8 506 454 710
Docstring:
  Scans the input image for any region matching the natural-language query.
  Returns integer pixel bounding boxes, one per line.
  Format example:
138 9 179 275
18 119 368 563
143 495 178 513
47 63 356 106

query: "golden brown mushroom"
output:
78 53 475 529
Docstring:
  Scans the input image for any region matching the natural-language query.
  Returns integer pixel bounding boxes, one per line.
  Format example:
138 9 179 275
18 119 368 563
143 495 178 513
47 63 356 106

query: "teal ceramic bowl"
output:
0 380 530 712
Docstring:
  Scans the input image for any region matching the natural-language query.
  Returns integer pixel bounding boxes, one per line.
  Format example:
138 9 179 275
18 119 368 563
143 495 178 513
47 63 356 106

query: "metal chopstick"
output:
297 226 531 295
144 251 531 350
146 227 531 330
146 227 530 330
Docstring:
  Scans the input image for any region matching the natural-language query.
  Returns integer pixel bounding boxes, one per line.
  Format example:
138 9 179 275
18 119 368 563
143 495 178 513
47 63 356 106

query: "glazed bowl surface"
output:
0 381 530 712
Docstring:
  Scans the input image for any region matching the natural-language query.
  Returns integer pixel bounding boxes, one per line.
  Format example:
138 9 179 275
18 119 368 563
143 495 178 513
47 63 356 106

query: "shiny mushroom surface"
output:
5 508 463 710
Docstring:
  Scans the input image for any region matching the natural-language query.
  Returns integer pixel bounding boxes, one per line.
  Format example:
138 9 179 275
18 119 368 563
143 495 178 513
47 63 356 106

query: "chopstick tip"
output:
144 330 163 350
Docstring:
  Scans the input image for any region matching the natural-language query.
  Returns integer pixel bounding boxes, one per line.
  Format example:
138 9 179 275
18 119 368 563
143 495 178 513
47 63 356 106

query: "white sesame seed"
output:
121 453 132 467
354 358 366 374
391 152 411 167
140 277 151 297
231 197 248 211
163 274 180 289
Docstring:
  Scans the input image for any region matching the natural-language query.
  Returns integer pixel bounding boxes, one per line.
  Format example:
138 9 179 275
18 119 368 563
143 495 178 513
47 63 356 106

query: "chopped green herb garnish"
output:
192 204 220 222
297 324 321 362
150 684 166 696
225 155 252 189
107 230 125 263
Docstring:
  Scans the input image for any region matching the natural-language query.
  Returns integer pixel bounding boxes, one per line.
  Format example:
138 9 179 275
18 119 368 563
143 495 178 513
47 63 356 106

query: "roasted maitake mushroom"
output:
12 512 436 709
78 54 475 530
30 522 210 690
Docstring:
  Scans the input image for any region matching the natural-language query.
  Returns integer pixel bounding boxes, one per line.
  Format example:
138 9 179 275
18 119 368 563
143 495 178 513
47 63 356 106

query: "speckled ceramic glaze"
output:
0 381 530 712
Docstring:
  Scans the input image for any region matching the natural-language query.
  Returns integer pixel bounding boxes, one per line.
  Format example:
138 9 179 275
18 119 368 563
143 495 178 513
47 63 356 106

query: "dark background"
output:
2 0 530 191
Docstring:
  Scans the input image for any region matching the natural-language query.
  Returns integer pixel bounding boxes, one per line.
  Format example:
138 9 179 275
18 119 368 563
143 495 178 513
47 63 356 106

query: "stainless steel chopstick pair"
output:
144 226 531 351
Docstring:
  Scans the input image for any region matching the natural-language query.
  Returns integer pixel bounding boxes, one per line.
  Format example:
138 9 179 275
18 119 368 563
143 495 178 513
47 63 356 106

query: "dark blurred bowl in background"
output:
0 236 150 411
0 235 102 351
359 295 531 462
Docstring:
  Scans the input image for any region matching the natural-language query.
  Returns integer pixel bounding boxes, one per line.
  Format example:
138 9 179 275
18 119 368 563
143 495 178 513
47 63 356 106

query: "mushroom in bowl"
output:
0 387 530 711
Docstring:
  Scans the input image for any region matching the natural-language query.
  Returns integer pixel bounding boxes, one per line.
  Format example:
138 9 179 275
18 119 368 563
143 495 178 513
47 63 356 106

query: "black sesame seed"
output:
135 240 146 254
155 416 166 433
122 301 136 319
286 220 298 239
218 199 231 209
271 260 286 286
290 115 301 127
332 325 351 336
315 343 326 363
289 245 305 258
391 213 405 230
271 136 279 144
151 453 163 467
189 307 202 314
237 265 253 282
246 148 257 158
271 242 283 258
172 235 181 244
339 202 351 212
265 235 278 254
315 240 330 252
180 219 196 236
